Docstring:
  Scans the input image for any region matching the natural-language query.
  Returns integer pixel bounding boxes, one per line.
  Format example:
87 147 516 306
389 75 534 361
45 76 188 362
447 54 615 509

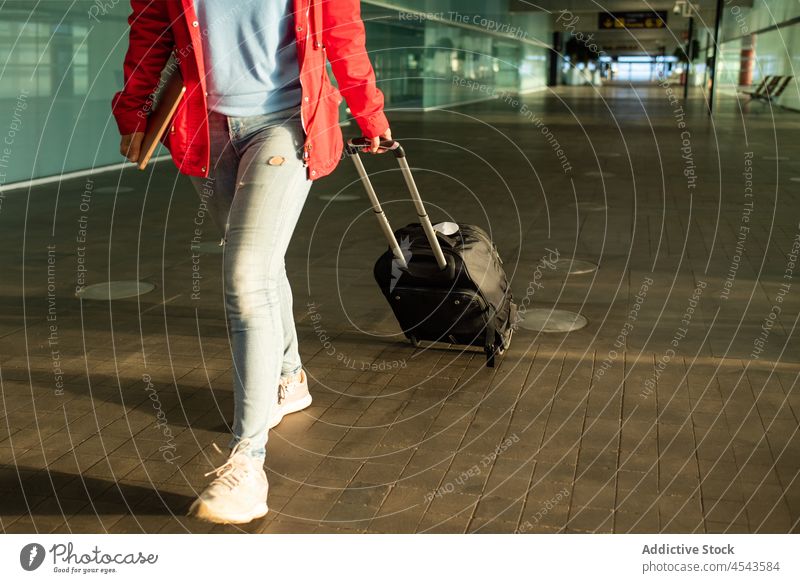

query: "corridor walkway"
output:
1 85 798 533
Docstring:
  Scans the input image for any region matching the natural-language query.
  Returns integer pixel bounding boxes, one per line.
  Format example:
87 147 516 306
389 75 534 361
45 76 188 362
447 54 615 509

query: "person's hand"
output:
120 132 145 163
365 127 392 154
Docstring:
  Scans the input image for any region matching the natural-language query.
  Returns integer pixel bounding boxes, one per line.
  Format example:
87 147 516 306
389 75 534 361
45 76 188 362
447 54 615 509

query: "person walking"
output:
112 0 391 524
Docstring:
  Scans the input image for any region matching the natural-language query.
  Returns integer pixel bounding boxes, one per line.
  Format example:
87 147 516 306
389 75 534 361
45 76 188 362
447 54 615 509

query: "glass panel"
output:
0 1 133 185
718 0 800 109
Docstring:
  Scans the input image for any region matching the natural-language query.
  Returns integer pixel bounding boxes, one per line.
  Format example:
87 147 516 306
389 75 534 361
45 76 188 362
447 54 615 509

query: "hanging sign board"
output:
599 11 668 30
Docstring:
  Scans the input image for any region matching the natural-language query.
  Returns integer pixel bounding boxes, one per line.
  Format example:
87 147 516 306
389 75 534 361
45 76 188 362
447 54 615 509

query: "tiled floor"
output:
1 86 799 533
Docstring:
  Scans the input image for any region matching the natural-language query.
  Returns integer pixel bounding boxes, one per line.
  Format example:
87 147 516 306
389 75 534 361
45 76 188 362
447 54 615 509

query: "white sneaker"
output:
268 369 312 429
188 440 269 524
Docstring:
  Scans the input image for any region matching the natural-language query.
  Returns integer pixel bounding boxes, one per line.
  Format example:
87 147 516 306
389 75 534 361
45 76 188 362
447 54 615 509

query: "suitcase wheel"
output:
409 335 420 348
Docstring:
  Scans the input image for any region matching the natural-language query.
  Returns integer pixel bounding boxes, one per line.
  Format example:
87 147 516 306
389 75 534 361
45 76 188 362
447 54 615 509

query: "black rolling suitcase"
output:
345 138 516 367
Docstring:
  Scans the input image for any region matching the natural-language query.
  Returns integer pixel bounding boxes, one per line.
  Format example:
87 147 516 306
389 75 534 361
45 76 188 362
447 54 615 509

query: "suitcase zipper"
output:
389 287 487 310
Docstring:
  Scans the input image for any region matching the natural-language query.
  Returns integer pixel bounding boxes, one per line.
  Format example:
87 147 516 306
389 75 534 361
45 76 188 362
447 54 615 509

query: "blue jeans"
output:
189 105 312 460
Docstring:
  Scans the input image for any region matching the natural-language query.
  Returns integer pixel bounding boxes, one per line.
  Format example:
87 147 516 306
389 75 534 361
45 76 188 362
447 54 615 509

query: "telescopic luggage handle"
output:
345 137 447 270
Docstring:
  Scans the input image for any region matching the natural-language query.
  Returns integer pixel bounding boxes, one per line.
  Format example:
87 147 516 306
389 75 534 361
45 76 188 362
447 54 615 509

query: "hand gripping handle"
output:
345 137 405 157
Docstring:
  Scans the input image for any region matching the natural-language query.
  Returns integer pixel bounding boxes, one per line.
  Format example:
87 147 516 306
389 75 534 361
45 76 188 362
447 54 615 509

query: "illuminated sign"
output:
599 11 668 30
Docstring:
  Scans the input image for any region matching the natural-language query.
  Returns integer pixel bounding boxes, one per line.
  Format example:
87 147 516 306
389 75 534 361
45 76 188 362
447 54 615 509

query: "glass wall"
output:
0 0 552 185
355 3 550 110
0 0 131 186
418 11 549 109
716 0 800 110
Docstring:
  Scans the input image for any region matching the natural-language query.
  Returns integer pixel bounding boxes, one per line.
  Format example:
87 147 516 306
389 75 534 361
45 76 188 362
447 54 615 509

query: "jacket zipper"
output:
299 1 311 164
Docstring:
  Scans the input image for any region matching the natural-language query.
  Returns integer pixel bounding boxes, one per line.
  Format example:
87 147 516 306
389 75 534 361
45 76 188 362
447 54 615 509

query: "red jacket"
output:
111 0 389 180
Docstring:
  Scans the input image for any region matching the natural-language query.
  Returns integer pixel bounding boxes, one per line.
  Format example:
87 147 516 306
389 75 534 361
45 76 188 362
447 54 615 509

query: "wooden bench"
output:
741 75 794 104
741 75 772 99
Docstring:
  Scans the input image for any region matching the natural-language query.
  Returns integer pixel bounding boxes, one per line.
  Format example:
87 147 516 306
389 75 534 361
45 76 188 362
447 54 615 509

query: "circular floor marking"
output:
76 280 155 300
584 171 615 178
550 258 598 275
518 308 588 333
318 194 361 202
94 186 134 194
790 177 800 183
195 240 225 254
571 202 608 212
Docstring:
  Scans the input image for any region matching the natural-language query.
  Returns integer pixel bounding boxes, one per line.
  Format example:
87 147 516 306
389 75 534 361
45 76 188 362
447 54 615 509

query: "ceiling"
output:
510 0 739 56
510 0 725 12
0 0 753 58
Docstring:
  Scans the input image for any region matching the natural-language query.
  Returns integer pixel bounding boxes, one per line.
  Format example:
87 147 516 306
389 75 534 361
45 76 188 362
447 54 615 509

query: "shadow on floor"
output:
0 465 194 517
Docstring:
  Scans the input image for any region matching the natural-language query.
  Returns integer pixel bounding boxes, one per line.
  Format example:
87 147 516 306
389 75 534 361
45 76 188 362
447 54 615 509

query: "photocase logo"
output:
20 543 46 571
389 235 412 292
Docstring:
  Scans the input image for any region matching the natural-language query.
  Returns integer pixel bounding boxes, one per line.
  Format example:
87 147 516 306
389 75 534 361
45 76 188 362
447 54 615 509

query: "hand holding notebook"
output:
118 67 186 170
136 68 186 170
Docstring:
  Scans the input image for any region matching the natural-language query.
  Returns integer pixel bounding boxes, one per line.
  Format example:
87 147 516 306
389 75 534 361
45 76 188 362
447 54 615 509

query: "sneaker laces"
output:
204 439 252 490
277 381 288 405
277 372 300 404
